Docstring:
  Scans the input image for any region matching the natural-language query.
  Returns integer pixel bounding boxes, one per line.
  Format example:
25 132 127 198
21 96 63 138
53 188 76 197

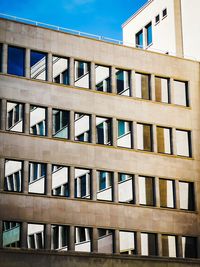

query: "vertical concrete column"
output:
111 66 116 94
177 235 183 258
69 225 75 251
90 62 96 90
69 57 75 87
136 232 141 255
92 169 97 201
21 222 28 248
175 179 180 209
130 70 136 97
173 0 184 57
45 224 51 250
134 174 140 205
114 229 120 253
69 166 75 199
157 233 162 256
0 99 7 131
152 124 158 153
155 176 160 207
47 53 53 82
70 110 75 141
91 114 96 144
92 227 98 252
46 163 52 196
133 121 137 150
47 107 52 138
0 158 5 191
0 221 3 248
23 160 29 194
112 117 117 147
172 127 177 156
24 103 30 134
25 48 30 78
113 172 118 203
150 74 156 101
169 78 174 104
2 43 8 73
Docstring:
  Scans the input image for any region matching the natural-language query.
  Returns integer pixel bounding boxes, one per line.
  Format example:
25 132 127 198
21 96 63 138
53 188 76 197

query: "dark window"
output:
30 51 47 80
8 46 25 76
141 233 157 256
136 30 143 48
182 237 197 258
96 117 112 145
155 14 160 24
0 44 3 72
163 8 167 18
146 22 152 46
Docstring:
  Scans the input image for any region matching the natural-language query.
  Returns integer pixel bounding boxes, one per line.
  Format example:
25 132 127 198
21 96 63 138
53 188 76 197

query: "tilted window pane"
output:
3 221 21 248
137 123 152 151
97 171 113 201
96 117 112 145
139 176 155 206
51 225 69 251
6 102 24 132
30 51 47 80
179 181 195 210
174 80 188 106
146 22 152 46
116 69 130 96
159 179 175 208
120 231 136 254
52 165 69 197
4 160 22 192
75 227 92 252
141 233 157 256
95 65 111 92
27 224 45 249
75 113 91 142
176 130 191 157
155 77 169 103
52 109 69 139
98 229 114 253
74 60 90 88
136 30 143 48
135 73 150 99
118 173 134 203
75 168 91 199
117 120 132 148
8 46 25 76
162 235 177 257
30 106 47 136
182 236 197 258
52 56 69 85
157 127 172 154
29 162 46 194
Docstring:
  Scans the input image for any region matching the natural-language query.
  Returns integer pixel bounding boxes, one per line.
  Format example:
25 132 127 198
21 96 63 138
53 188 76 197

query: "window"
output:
155 14 160 24
157 127 172 154
135 73 150 100
96 116 112 145
137 123 152 151
74 60 90 88
159 179 175 208
53 109 69 139
6 102 24 132
141 233 157 256
98 229 114 253
182 236 197 258
116 69 130 96
95 65 111 92
75 227 92 252
179 181 195 211
3 221 21 248
136 30 143 48
75 168 91 199
30 105 47 136
118 173 134 203
52 165 69 197
27 223 45 249
138 176 155 206
4 160 22 192
97 171 113 201
145 22 152 46
74 113 91 142
119 231 136 255
163 8 167 18
52 56 69 85
51 225 69 251
30 50 47 80
29 162 46 194
0 44 2 72
7 46 25 77
117 120 132 148
176 130 191 157
174 80 188 106
155 77 170 103
162 235 177 257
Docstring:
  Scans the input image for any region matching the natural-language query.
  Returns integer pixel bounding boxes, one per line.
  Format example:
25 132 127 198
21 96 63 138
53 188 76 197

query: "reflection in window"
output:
98 229 114 253
182 236 197 258
30 105 46 136
135 73 150 100
8 46 25 76
97 171 113 201
52 56 69 85
52 165 69 197
136 30 143 48
30 51 47 80
96 117 112 145
157 127 172 154
176 130 191 157
51 225 69 251
6 102 24 132
4 160 22 192
174 80 188 106
95 65 111 92
53 109 69 139
179 181 194 211
75 227 92 252
74 60 90 88
139 176 155 206
162 235 177 257
155 77 169 103
118 173 134 203
137 123 152 151
29 162 46 194
116 69 130 96
117 120 132 148
27 223 44 249
3 221 21 248
159 179 175 208
145 22 152 46
75 113 91 142
141 233 157 256
75 168 91 199
120 231 136 254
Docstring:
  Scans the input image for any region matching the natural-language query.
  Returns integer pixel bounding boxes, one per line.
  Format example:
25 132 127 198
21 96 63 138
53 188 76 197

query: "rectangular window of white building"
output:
174 80 188 106
176 129 191 157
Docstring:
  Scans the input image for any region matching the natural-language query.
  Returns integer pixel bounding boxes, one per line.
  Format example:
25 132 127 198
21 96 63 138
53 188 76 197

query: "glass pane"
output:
117 120 132 148
4 160 22 192
116 69 130 96
3 221 21 248
137 124 152 151
52 165 69 197
182 236 197 258
6 102 24 132
159 179 175 208
74 60 90 88
30 51 47 80
155 77 169 103
95 65 111 92
141 233 157 256
162 235 177 257
118 173 134 203
29 162 46 194
120 231 136 254
75 227 92 252
97 171 113 201
53 109 69 139
96 117 112 145
30 106 46 136
8 46 25 76
75 168 91 199
135 73 150 99
136 30 143 48
98 229 113 253
52 56 69 85
51 225 69 251
146 23 152 46
75 113 91 142
176 130 191 157
139 176 155 206
157 127 172 154
27 224 44 249
179 181 194 210
174 81 188 106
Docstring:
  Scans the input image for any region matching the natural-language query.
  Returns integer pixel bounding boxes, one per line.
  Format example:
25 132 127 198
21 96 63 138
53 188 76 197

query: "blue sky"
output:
0 0 147 40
